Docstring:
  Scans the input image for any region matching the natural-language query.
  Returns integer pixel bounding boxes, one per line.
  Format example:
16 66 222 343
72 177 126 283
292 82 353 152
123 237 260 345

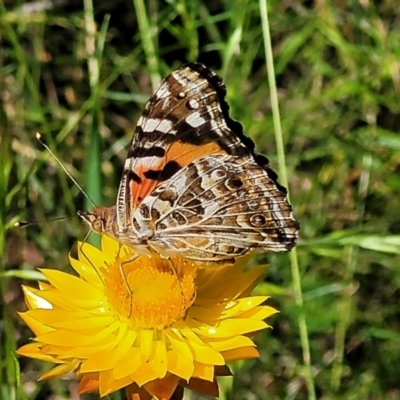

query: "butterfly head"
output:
78 206 117 234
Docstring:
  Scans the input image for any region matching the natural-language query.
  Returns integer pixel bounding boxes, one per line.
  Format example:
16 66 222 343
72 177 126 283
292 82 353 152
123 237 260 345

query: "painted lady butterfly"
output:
78 63 299 262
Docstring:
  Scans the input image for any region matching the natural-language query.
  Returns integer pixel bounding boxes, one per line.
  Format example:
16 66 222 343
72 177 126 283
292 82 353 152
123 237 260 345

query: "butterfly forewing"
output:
117 64 255 214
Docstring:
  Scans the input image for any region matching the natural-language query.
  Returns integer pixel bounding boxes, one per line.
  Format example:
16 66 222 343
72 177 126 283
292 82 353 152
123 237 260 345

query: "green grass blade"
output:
259 1 316 399
132 0 160 88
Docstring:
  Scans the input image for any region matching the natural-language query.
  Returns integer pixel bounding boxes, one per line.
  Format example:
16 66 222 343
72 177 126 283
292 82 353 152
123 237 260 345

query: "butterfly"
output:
78 63 299 263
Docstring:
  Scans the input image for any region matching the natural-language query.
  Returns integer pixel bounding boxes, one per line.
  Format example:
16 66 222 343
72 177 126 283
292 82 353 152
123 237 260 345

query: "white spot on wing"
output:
185 111 206 128
210 119 222 132
188 99 199 109
172 70 190 86
155 82 171 99
158 119 174 133
125 157 163 169
142 118 173 133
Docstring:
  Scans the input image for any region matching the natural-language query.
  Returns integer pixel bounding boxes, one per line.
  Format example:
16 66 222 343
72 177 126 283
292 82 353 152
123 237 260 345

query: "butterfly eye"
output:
77 210 105 233
92 218 104 233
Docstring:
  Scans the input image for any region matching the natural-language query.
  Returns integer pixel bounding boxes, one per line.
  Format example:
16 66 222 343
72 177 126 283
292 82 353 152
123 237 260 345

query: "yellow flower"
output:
17 235 277 399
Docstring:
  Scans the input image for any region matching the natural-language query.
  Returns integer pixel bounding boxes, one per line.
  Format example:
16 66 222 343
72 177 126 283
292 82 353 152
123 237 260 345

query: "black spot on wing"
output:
143 170 162 180
143 161 182 181
185 198 205 215
175 119 215 145
128 146 166 158
134 125 176 144
225 177 243 189
159 161 182 180
170 115 250 158
139 203 150 218
126 169 142 183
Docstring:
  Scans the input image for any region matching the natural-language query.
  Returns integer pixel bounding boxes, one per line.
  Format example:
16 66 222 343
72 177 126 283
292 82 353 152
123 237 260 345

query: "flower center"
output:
103 252 197 329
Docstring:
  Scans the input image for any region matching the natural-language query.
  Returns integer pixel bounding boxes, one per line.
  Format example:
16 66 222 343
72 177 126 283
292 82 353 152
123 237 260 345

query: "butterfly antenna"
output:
36 132 97 208
14 215 72 228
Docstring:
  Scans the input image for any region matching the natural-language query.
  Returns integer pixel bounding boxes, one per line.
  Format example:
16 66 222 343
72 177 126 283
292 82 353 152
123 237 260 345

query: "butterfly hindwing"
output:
133 153 298 261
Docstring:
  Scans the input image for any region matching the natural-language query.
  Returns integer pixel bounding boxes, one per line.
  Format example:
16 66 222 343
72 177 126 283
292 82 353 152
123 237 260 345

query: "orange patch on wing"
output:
130 163 164 209
166 141 224 165
130 142 226 208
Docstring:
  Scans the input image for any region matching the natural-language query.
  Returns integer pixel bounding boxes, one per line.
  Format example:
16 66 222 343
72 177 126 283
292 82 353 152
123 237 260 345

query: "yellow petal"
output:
18 312 54 336
98 369 134 396
190 322 238 339
37 281 51 289
69 255 103 286
36 320 119 346
81 327 136 372
166 349 194 381
39 360 80 380
113 348 141 380
78 241 107 266
132 362 159 387
22 285 52 310
165 331 194 365
216 318 268 335
190 296 266 321
187 302 226 320
35 289 102 311
197 265 266 300
236 266 269 296
222 297 269 318
39 269 102 302
182 330 224 365
208 335 255 352
81 350 117 372
53 315 114 330
16 343 59 362
237 305 278 321
110 327 137 365
61 341 118 359
222 346 260 361
150 340 167 378
101 234 121 258
140 330 154 360
193 362 215 382
24 309 113 331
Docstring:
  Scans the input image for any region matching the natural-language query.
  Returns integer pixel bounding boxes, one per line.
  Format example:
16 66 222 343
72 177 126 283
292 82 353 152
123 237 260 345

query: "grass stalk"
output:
132 0 161 89
259 1 316 398
83 0 102 209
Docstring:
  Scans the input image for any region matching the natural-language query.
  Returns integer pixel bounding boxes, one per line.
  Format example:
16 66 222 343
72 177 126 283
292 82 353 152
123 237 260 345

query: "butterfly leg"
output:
165 257 198 319
77 237 106 284
117 247 140 318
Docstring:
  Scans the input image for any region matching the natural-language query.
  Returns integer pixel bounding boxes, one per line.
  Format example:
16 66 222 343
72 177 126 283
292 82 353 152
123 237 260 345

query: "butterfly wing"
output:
116 63 262 230
134 154 299 261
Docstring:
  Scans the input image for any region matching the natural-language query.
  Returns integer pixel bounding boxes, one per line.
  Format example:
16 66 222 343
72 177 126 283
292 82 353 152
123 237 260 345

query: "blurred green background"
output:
1 0 400 399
